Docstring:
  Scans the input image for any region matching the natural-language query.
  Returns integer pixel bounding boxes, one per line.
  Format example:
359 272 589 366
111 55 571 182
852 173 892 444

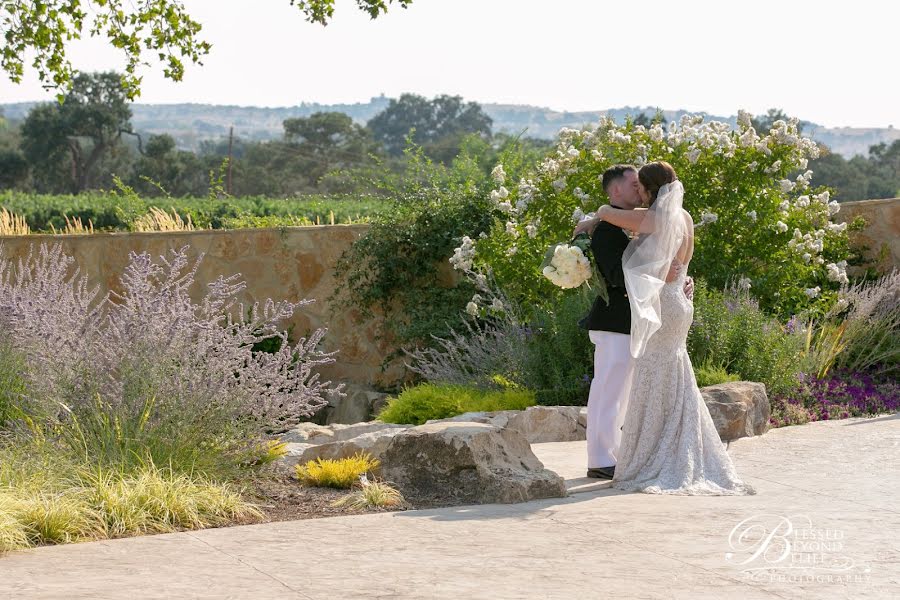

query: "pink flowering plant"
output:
455 113 863 317
0 244 341 475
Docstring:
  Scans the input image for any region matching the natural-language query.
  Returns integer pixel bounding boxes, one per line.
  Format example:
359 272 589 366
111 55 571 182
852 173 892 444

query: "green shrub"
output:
694 363 741 388
688 279 809 395
332 136 547 354
0 189 387 232
521 290 595 394
376 383 536 425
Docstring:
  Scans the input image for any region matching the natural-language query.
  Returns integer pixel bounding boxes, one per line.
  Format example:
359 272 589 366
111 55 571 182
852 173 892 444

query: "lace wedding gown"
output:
612 268 756 496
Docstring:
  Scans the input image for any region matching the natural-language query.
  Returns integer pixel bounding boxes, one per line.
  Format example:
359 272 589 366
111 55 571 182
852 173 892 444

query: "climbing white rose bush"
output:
453 112 862 316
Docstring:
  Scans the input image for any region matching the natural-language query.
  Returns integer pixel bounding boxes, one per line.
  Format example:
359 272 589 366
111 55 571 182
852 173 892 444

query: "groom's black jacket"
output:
578 208 632 335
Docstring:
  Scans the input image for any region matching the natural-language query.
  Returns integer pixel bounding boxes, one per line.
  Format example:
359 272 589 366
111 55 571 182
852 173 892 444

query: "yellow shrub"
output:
295 453 380 489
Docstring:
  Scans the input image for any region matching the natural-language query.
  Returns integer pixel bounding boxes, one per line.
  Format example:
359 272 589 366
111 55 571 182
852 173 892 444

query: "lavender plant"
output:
0 244 342 475
403 272 529 389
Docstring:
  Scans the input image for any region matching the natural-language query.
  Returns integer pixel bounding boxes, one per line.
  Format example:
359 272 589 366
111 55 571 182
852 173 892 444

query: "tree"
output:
368 94 493 158
2 0 414 100
130 133 208 197
632 109 667 128
20 71 134 193
282 111 379 184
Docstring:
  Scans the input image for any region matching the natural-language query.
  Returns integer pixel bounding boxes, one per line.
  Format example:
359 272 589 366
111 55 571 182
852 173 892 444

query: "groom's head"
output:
602 165 641 209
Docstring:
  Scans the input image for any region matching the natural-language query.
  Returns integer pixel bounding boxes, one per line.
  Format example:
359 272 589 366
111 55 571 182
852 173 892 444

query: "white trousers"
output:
587 330 635 468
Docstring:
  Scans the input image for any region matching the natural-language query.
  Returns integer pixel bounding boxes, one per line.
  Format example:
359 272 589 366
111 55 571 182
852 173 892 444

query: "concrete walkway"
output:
1 414 897 600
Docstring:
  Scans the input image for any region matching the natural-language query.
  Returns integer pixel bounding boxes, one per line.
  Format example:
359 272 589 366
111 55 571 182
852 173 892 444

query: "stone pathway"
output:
1 415 897 599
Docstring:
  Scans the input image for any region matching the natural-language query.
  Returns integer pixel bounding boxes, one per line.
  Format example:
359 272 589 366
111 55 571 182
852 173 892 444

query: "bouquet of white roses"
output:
540 233 609 303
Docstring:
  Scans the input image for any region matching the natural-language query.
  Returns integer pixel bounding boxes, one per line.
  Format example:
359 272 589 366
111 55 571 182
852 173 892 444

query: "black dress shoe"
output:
587 466 615 480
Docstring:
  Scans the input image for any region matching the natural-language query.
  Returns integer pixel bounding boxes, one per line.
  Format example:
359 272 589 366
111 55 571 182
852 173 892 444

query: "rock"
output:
577 407 588 436
428 406 584 443
311 383 390 425
280 429 404 468
380 422 567 505
280 420 409 445
279 422 335 444
701 382 771 441
507 406 583 443
326 422 409 443
427 410 514 429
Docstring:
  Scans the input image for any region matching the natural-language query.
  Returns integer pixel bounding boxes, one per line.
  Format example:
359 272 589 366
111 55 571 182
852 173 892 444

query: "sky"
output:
2 0 898 128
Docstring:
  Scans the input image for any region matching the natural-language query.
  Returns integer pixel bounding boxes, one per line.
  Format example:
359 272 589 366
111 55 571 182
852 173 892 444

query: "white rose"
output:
465 302 479 316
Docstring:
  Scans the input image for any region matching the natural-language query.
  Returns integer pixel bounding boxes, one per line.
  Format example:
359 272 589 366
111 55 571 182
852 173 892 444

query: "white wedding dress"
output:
611 265 756 496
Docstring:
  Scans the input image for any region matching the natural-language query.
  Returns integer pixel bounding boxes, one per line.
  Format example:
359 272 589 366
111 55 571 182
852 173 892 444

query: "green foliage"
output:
368 93 493 157
694 364 741 388
0 189 388 232
376 383 536 425
19 72 134 193
291 0 414 25
2 1 412 101
809 140 900 201
0 339 27 426
332 134 551 354
468 114 858 318
687 279 809 395
520 290 594 394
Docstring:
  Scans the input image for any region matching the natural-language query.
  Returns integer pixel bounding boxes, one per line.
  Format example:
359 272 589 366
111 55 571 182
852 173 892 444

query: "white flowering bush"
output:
455 112 863 316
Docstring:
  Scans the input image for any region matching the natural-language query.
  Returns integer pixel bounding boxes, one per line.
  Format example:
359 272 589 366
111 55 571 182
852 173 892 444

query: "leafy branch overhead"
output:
1 0 414 100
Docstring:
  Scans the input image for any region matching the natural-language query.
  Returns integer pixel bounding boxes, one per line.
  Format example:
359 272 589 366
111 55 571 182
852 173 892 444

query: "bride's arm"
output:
596 205 653 232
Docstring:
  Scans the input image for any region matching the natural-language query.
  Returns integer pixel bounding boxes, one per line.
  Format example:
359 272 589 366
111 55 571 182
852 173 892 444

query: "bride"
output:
594 161 755 496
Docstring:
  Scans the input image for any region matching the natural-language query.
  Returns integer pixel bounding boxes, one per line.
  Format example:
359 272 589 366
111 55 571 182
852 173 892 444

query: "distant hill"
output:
3 98 897 158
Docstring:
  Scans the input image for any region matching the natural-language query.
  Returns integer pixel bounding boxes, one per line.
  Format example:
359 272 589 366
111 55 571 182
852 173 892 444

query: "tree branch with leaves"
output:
2 0 414 100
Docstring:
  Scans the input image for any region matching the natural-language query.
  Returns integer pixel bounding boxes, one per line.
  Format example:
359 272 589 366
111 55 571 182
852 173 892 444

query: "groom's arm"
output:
591 222 628 288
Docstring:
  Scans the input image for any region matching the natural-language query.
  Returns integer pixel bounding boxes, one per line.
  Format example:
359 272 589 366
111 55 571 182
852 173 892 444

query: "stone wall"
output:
836 197 900 273
0 225 403 389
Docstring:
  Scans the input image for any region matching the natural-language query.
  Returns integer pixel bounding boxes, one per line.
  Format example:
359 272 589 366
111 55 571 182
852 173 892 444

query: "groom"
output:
573 165 692 479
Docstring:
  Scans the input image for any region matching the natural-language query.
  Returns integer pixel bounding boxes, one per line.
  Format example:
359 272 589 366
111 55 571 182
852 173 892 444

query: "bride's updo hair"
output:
638 161 678 205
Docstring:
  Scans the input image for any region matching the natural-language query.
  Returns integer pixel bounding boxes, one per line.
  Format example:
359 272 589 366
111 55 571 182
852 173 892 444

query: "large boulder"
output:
427 406 585 443
281 421 408 444
280 429 405 468
701 382 771 441
380 422 567 505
